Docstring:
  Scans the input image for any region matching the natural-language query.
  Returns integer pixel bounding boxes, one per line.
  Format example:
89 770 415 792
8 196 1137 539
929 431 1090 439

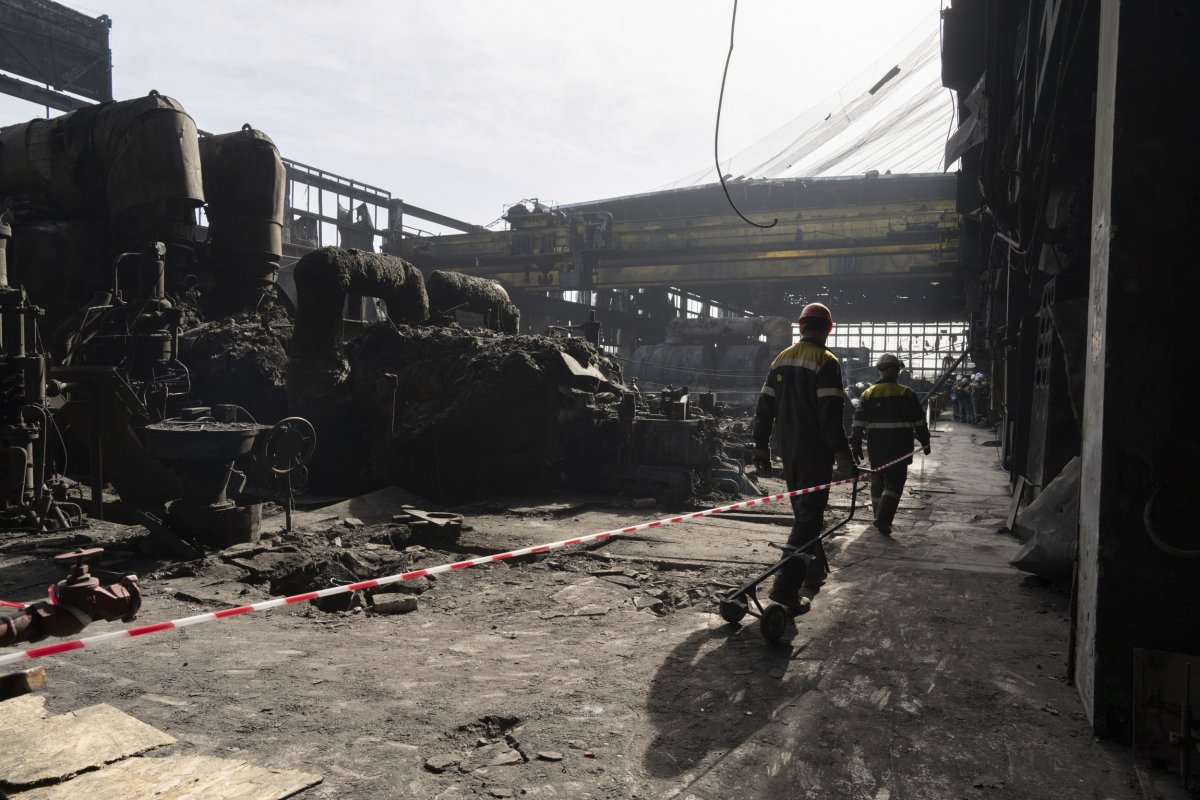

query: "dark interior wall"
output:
945 0 1200 736
1076 0 1200 736
945 0 1095 484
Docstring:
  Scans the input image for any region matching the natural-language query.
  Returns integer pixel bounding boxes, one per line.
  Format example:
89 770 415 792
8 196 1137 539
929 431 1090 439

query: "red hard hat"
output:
797 302 834 331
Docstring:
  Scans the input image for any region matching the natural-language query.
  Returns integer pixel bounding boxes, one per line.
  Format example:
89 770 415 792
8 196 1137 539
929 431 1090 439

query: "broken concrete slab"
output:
371 596 418 615
633 596 665 613
461 742 523 771
424 754 461 773
572 604 609 617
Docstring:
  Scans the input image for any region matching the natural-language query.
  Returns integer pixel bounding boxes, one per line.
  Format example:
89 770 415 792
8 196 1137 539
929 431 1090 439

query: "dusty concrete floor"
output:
0 421 1139 799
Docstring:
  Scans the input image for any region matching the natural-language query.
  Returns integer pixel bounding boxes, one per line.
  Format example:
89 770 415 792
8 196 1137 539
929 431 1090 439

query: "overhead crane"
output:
389 173 963 322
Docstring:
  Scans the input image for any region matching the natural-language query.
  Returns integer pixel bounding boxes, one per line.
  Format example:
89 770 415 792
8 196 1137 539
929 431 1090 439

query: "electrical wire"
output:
49 410 69 478
714 0 777 230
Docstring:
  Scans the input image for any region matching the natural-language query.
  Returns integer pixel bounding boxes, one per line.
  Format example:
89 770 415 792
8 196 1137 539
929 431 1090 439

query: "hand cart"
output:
717 466 869 642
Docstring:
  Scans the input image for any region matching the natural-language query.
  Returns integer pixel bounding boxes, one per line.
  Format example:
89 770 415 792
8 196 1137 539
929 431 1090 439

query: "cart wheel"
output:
760 604 789 642
718 598 747 625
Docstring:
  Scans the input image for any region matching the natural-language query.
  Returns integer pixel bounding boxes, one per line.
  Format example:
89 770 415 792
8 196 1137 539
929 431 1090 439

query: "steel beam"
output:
393 200 485 234
0 74 92 111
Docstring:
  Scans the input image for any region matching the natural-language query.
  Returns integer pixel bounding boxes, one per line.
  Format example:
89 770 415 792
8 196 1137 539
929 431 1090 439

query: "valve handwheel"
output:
54 547 104 564
263 417 316 475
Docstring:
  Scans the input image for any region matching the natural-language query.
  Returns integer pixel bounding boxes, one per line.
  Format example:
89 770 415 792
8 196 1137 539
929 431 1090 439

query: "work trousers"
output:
780 460 831 588
870 463 909 528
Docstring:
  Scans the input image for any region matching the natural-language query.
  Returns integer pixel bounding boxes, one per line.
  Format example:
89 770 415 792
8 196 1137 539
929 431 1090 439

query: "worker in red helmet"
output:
752 302 856 615
851 353 931 535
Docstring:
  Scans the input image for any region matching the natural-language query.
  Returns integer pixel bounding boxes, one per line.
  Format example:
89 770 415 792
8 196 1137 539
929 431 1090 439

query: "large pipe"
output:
426 269 520 333
287 247 429 491
289 247 429 368
0 570 140 647
0 92 204 245
198 125 286 312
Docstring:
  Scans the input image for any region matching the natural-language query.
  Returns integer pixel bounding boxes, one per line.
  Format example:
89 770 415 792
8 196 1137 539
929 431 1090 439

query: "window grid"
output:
818 321 969 379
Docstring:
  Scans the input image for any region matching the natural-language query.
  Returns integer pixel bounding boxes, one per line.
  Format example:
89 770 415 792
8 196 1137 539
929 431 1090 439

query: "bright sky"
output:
1 0 946 228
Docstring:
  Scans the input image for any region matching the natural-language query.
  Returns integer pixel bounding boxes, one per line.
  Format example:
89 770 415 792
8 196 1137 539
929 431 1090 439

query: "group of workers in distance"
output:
950 372 990 425
750 303 933 617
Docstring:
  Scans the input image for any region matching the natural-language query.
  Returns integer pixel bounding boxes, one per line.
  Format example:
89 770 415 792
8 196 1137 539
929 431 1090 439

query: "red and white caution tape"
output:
0 450 920 666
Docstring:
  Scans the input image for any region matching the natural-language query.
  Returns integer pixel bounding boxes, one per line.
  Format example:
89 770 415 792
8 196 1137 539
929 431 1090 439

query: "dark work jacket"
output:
753 339 849 468
850 378 931 466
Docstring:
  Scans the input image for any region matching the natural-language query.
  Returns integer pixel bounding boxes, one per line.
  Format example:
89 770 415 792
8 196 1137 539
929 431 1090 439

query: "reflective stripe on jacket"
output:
753 339 849 467
850 379 930 465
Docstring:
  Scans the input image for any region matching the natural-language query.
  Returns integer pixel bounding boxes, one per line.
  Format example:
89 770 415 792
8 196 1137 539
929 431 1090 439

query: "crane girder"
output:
392 174 961 297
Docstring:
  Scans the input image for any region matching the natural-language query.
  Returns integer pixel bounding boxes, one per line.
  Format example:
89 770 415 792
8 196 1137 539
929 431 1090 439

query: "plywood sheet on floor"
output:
11 754 321 800
2 703 175 788
0 694 47 729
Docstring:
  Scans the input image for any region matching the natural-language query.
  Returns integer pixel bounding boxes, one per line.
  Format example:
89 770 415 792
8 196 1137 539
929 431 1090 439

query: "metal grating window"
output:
821 321 970 379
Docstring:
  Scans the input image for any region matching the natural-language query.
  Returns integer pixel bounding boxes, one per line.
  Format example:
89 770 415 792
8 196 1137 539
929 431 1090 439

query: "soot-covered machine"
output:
0 93 312 544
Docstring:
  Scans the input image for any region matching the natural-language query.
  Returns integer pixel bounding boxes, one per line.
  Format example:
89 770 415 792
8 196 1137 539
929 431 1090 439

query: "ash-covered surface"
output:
153 522 439 610
340 325 622 502
426 270 519 333
179 309 291 423
0 428 1139 800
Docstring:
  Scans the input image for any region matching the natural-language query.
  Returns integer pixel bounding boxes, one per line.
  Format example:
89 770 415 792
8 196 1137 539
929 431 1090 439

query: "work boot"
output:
801 547 828 589
767 577 811 615
875 492 901 536
801 568 827 590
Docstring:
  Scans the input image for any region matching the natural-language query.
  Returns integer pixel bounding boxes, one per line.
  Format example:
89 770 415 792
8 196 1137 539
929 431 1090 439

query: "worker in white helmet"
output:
851 353 931 535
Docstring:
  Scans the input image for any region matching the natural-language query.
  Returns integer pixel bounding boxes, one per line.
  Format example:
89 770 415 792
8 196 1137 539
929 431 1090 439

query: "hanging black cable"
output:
715 0 777 229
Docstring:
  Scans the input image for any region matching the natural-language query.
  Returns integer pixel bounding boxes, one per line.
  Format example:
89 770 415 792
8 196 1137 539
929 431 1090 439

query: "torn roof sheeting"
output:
663 11 953 188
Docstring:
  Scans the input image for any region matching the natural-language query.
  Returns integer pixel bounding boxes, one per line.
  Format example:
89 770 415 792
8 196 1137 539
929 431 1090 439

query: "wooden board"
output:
2 704 175 788
12 755 322 800
0 693 47 729
1005 474 1026 532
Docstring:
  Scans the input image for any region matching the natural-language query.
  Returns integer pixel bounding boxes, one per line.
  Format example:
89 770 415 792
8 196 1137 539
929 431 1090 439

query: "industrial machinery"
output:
260 416 317 533
0 219 79 530
0 93 295 544
142 418 270 547
630 316 792 392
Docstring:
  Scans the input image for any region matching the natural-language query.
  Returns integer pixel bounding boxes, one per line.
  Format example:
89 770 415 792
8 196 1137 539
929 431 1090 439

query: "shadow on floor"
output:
642 617 820 780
